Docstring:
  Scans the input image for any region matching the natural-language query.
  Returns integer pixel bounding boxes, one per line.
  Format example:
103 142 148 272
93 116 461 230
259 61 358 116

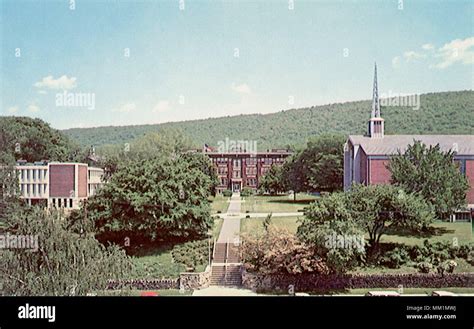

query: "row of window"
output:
18 169 48 181
213 157 285 165
20 184 48 197
218 178 258 187
51 198 74 208
88 170 103 180
217 167 263 176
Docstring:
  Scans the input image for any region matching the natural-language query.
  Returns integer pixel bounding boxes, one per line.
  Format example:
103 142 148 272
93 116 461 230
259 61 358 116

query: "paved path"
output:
216 193 242 243
192 286 258 296
216 212 303 219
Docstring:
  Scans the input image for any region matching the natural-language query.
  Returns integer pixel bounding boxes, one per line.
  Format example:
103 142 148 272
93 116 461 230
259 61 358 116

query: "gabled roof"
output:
348 135 474 156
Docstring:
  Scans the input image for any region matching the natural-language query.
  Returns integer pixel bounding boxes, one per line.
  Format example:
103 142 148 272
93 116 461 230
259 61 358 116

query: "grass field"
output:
381 221 472 246
241 216 301 235
241 193 318 213
131 244 186 279
98 289 193 296
209 195 229 214
130 217 222 279
334 287 474 295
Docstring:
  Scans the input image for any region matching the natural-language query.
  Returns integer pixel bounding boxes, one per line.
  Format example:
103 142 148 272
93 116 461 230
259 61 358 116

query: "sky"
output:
0 0 473 129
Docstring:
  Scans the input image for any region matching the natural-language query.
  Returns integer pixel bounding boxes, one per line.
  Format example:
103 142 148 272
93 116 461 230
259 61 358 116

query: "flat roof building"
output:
194 147 292 193
15 161 104 210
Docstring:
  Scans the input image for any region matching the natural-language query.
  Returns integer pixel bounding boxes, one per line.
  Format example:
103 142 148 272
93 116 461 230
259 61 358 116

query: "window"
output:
58 199 61 207
246 167 256 175
69 199 73 208
458 159 467 175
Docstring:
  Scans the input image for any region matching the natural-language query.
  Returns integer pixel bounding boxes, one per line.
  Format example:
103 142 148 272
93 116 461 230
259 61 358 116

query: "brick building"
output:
15 161 104 210
344 65 474 208
197 148 292 193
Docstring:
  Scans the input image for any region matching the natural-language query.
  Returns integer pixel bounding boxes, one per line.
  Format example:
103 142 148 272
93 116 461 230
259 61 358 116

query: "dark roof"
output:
349 135 474 156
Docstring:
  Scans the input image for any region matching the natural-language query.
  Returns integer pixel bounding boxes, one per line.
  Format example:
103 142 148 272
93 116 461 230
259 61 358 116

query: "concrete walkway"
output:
192 286 258 296
216 212 303 219
216 193 242 244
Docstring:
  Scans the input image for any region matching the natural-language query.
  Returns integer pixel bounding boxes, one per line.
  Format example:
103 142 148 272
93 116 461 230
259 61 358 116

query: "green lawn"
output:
241 216 301 235
381 221 472 246
131 244 186 279
335 287 474 295
241 193 318 213
98 289 193 296
130 216 222 279
209 195 229 214
212 217 223 239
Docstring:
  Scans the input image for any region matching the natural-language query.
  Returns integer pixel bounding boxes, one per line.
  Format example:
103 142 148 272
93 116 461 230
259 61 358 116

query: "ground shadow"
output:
383 224 455 239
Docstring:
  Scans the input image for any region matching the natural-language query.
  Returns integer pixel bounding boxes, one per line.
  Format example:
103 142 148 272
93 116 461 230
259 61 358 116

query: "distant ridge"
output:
63 90 474 149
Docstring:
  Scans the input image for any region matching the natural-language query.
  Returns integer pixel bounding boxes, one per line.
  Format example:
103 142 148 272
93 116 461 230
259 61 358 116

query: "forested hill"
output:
63 90 474 149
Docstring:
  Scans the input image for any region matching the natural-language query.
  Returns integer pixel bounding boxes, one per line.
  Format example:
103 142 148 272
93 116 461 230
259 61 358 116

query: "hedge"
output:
106 278 179 290
242 272 474 292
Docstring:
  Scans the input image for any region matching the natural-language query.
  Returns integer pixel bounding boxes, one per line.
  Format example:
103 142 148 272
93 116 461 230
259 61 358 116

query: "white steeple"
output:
368 63 384 138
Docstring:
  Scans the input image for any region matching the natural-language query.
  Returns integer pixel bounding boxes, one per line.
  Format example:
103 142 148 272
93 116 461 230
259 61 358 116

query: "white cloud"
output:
432 36 474 69
111 103 136 113
392 56 400 68
152 100 170 113
231 83 252 94
421 43 435 50
34 75 77 90
403 50 427 62
27 104 40 113
394 37 474 69
7 106 18 114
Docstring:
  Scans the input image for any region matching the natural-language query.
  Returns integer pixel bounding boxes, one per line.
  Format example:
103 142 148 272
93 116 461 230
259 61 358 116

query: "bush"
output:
436 260 457 275
416 262 434 273
410 240 452 265
382 247 410 268
241 227 328 275
171 240 212 272
222 190 232 197
240 187 254 197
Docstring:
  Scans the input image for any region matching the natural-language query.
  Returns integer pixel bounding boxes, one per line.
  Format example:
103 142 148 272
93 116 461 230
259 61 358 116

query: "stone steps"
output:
210 265 242 286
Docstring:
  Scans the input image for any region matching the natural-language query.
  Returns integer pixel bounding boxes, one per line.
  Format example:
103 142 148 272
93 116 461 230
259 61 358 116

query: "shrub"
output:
222 190 232 197
416 262 434 273
410 240 452 265
382 247 410 268
171 240 211 272
241 227 328 275
240 187 254 197
436 260 457 275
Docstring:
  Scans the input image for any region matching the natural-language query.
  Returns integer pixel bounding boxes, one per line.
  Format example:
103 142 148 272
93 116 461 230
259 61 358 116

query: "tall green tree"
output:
298 192 364 273
0 205 131 296
82 154 214 244
299 134 346 192
389 141 469 219
281 153 306 200
349 184 434 249
0 116 80 162
259 164 285 194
